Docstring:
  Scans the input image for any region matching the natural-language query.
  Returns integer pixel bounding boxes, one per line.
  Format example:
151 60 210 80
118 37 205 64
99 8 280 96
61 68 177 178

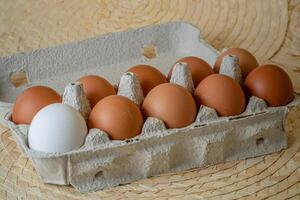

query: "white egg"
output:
28 103 87 153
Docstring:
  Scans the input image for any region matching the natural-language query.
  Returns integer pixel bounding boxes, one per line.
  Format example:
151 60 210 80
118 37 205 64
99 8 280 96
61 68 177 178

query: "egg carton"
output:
0 22 299 192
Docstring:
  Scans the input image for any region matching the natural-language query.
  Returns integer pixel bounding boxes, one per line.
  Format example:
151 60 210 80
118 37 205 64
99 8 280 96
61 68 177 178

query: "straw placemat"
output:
0 0 300 199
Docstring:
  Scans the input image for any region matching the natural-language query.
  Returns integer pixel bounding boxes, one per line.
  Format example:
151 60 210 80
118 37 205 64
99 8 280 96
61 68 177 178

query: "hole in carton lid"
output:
142 44 156 59
256 137 264 146
9 70 28 88
94 171 104 180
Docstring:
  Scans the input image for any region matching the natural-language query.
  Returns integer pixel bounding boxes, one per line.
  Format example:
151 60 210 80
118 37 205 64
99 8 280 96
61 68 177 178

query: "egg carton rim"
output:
1 94 299 158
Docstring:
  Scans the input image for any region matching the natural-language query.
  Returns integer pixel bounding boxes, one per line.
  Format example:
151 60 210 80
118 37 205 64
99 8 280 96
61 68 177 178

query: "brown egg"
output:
78 75 116 108
142 83 197 128
195 74 246 116
168 56 214 87
214 48 258 78
244 64 294 107
88 95 143 140
12 86 62 124
127 65 167 96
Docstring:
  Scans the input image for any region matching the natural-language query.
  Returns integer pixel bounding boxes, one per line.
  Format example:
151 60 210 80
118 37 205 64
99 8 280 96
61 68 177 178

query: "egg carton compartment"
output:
0 22 299 192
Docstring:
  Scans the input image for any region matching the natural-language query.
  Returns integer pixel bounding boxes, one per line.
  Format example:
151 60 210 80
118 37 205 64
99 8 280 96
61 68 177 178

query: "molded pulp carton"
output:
0 22 298 192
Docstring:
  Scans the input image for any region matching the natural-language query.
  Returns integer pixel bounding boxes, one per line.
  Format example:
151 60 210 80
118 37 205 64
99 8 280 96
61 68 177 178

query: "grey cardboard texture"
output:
0 22 299 192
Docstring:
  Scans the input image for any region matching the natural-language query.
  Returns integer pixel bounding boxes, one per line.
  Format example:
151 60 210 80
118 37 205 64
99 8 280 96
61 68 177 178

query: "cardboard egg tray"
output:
0 22 299 192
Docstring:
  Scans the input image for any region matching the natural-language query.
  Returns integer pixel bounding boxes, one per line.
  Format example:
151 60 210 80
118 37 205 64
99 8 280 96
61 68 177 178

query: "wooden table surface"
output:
0 0 300 199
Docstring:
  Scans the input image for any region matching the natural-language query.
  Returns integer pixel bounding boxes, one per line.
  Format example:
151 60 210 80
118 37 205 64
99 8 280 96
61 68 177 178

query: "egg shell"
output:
12 86 62 124
214 48 258 78
88 95 143 140
244 64 294 107
127 65 167 96
78 75 116 108
142 83 197 128
28 103 87 153
168 56 214 87
195 74 246 116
